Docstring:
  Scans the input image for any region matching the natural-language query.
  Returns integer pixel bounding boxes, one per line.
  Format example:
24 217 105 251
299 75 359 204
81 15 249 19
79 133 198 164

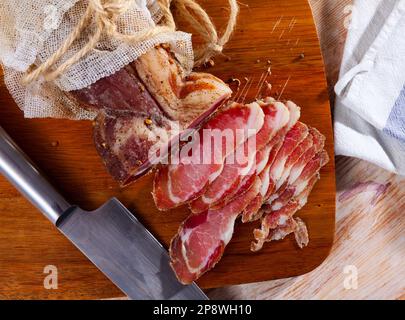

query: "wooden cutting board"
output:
0 0 335 299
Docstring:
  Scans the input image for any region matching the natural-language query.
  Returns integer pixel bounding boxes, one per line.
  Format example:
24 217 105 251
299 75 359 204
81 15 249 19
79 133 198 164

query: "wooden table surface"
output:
208 0 405 300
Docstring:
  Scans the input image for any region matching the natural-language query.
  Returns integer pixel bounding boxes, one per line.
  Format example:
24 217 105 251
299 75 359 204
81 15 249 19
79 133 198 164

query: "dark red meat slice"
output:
207 101 301 213
153 103 265 211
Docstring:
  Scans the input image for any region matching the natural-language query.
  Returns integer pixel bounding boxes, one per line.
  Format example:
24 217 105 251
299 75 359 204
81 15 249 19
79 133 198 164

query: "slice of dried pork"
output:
262 216 309 249
252 150 329 251
153 102 265 211
189 100 289 214
170 177 261 284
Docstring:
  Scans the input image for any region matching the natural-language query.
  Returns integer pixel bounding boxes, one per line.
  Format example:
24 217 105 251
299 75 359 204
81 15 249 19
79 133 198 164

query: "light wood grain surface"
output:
0 0 335 298
208 0 405 300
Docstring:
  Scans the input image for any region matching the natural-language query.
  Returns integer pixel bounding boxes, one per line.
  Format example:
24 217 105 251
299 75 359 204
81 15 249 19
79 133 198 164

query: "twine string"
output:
22 0 239 84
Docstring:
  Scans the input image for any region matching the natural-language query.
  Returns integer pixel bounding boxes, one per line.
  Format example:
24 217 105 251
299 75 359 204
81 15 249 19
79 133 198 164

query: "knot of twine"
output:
22 0 239 85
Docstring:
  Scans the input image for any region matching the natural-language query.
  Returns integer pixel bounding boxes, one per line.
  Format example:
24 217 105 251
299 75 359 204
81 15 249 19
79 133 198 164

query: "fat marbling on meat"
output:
189 100 290 214
170 176 262 284
152 102 265 211
153 95 329 283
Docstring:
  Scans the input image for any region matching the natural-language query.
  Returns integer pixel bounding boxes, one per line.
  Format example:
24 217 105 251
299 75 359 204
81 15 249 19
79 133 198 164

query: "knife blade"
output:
0 126 207 300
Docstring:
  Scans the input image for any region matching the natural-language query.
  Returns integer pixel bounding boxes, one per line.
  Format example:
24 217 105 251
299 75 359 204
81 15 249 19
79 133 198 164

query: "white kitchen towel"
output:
334 0 405 175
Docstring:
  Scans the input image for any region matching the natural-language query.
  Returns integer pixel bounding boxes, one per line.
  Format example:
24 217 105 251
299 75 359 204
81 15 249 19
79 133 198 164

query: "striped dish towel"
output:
334 0 405 175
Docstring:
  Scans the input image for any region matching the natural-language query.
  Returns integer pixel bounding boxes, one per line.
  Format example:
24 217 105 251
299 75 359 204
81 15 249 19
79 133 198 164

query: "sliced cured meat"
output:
189 101 289 213
255 217 309 250
213 166 257 210
266 132 314 205
293 217 310 249
72 46 232 185
255 143 273 174
265 216 298 242
271 150 329 211
253 101 290 148
275 133 313 190
286 127 326 186
246 130 299 218
206 100 302 214
241 150 277 222
241 193 263 223
252 153 327 252
252 201 300 252
266 173 319 225
170 177 261 284
262 139 283 200
256 101 302 202
266 127 326 206
153 103 265 211
154 95 328 279
268 122 309 189
217 137 280 211
188 161 245 214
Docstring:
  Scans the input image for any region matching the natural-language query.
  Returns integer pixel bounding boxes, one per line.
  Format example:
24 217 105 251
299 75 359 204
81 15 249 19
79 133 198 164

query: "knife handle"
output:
0 126 71 225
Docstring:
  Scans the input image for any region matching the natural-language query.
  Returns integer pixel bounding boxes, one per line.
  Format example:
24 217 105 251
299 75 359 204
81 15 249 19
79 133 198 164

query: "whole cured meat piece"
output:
93 110 174 184
72 46 232 185
134 47 232 127
153 103 265 211
170 177 261 284
189 101 289 213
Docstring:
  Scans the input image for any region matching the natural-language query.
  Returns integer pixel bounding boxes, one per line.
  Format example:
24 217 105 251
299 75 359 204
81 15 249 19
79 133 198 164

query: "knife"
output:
0 126 207 300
